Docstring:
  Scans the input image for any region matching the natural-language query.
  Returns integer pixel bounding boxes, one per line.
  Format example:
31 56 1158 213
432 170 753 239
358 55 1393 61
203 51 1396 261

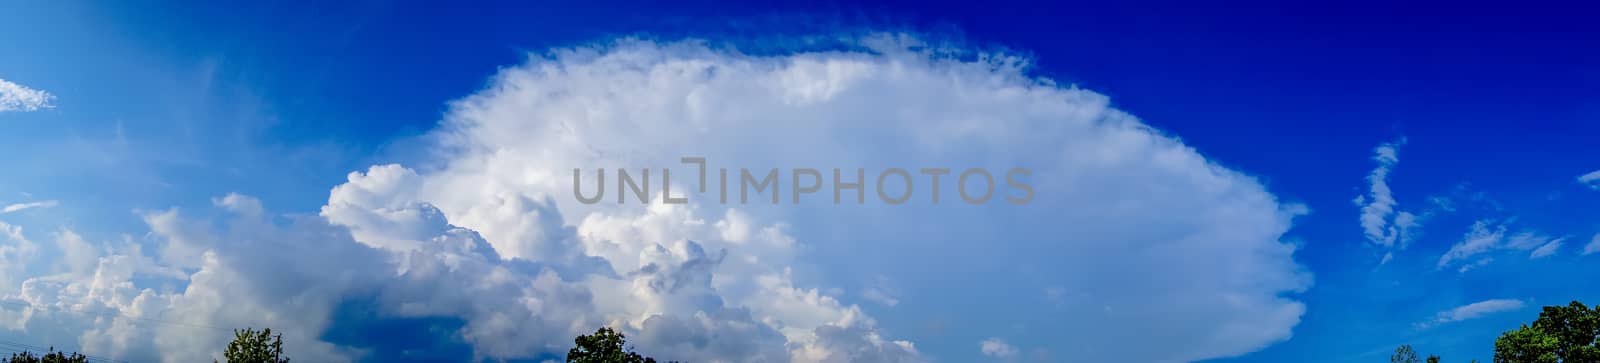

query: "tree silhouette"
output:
1494 301 1599 362
567 327 665 363
1393 344 1420 363
218 327 290 363
1388 344 1478 363
0 347 88 363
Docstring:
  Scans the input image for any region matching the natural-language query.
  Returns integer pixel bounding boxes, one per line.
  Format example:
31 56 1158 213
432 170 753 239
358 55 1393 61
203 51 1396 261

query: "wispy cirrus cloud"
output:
1530 238 1565 259
0 78 54 112
1 200 59 214
1438 220 1565 271
1416 299 1524 329
1355 139 1420 263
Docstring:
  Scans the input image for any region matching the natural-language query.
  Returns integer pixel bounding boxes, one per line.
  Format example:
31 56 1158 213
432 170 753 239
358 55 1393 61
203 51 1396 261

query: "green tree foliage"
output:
1394 345 1421 363
567 327 664 363
1390 344 1478 363
220 327 290 363
1494 301 1599 363
0 348 88 363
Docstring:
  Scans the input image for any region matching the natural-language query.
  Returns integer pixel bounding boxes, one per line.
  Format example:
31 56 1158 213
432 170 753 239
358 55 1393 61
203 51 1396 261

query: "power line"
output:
0 339 126 363
0 300 162 363
0 341 123 363
0 301 333 363
0 300 232 332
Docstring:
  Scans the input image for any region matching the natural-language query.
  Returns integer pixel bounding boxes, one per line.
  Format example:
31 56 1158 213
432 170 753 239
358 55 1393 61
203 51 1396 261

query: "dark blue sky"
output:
27 0 1596 208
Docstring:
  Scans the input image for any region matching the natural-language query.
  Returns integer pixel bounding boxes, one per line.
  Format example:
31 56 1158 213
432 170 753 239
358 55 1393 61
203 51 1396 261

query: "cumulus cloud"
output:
0 34 1311 362
1 200 59 214
1354 139 1419 255
979 338 1017 359
1 203 382 362
1416 299 1523 329
412 35 1309 362
0 78 54 112
0 221 40 296
1578 170 1600 190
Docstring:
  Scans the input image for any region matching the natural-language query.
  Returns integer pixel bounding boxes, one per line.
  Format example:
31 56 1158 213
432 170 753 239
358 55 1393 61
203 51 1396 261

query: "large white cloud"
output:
401 34 1310 362
0 34 1311 363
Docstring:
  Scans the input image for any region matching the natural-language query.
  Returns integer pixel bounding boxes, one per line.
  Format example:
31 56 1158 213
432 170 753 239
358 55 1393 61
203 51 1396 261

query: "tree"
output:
219 327 290 363
1393 344 1420 363
567 327 663 363
1494 301 1599 363
1 348 88 363
1390 345 1471 363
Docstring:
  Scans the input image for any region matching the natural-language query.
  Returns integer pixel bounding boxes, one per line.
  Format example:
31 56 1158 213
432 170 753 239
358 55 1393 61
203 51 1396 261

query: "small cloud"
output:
861 287 899 307
1505 231 1554 250
1438 220 1506 269
1356 138 1416 250
1044 286 1068 306
1579 170 1600 190
1429 195 1457 212
859 275 901 307
1529 238 1564 259
0 78 54 112
980 337 1019 359
0 220 26 243
1 200 59 214
1438 220 1560 270
1583 233 1600 256
212 193 263 217
1416 299 1524 329
1458 258 1493 273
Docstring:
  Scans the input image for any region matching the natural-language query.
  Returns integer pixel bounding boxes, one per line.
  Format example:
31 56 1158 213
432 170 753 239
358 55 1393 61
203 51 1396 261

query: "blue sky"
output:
2 1 1598 362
